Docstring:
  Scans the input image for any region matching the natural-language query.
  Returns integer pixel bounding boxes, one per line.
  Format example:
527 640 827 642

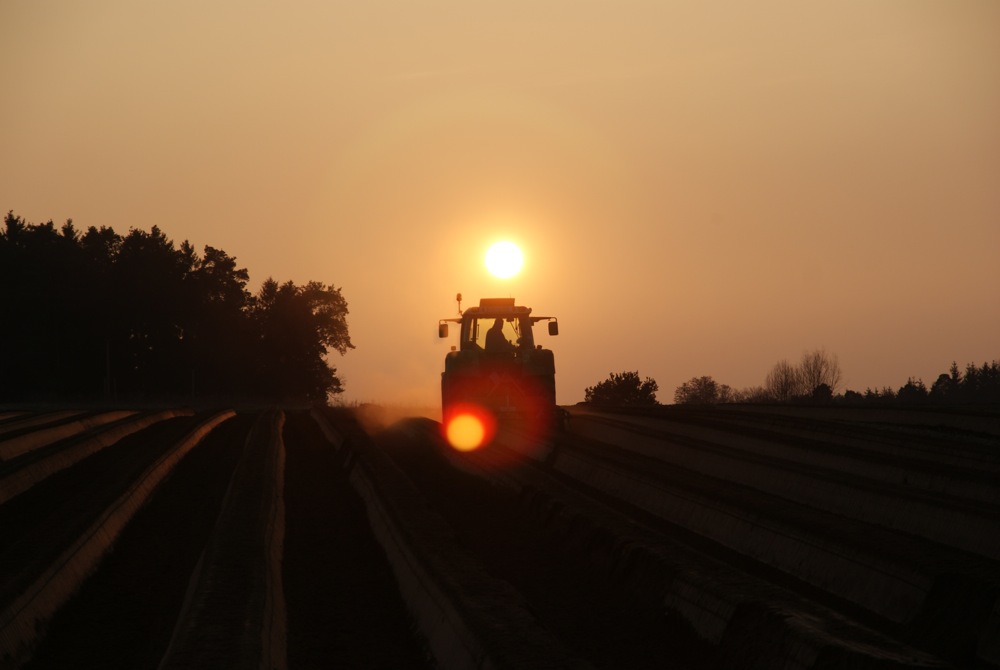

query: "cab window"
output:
464 317 524 350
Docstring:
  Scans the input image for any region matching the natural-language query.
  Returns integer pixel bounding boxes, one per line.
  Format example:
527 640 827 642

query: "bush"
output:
584 371 659 406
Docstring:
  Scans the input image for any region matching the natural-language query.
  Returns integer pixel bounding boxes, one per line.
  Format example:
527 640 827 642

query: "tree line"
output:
585 348 999 407
844 361 1000 406
673 349 999 407
1 211 353 404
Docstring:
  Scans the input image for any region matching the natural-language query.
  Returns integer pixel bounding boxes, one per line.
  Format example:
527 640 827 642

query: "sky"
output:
2 1 998 407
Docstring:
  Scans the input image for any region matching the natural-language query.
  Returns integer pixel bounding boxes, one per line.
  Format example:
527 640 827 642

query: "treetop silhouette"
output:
1 211 353 404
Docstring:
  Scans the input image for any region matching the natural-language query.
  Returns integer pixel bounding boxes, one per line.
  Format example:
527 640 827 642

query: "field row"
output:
0 404 997 669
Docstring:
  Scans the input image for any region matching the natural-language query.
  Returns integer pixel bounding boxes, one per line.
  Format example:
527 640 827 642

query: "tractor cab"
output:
439 297 558 354
438 296 559 437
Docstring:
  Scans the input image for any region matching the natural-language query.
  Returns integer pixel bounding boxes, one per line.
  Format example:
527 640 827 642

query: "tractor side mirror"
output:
548 321 559 336
438 323 449 338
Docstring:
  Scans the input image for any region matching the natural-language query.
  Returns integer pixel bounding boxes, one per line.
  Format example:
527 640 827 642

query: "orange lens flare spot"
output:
443 404 497 451
445 413 486 451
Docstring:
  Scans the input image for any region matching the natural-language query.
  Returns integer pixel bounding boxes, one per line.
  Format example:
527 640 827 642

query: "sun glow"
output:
485 241 523 279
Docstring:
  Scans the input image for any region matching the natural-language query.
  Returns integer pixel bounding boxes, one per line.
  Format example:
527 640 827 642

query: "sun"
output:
485 241 523 279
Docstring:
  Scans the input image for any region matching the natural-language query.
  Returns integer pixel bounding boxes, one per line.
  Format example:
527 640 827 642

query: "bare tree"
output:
764 348 843 402
674 376 731 405
765 359 804 401
731 385 772 403
798 348 842 394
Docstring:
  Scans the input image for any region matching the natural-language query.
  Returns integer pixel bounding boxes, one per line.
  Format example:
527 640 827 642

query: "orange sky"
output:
2 1 998 406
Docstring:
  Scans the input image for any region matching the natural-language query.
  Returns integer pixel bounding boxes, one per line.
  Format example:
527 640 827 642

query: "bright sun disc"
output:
485 241 523 279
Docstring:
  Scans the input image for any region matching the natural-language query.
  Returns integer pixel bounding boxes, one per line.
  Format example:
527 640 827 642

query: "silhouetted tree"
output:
811 383 833 403
182 244 254 397
0 211 353 403
929 373 955 403
842 389 863 404
763 348 842 402
674 376 732 405
585 371 659 406
897 377 928 404
110 226 192 395
730 385 772 403
863 386 896 405
250 278 354 403
799 348 842 394
1 212 100 397
961 361 1000 405
765 359 804 401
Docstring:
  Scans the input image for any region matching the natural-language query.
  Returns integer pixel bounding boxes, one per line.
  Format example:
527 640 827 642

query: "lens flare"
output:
442 403 497 451
446 414 484 451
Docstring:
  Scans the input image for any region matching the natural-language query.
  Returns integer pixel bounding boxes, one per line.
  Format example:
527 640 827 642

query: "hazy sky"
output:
3 1 998 406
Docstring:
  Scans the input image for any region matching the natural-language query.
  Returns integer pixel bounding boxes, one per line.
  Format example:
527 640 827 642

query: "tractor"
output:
438 295 560 440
